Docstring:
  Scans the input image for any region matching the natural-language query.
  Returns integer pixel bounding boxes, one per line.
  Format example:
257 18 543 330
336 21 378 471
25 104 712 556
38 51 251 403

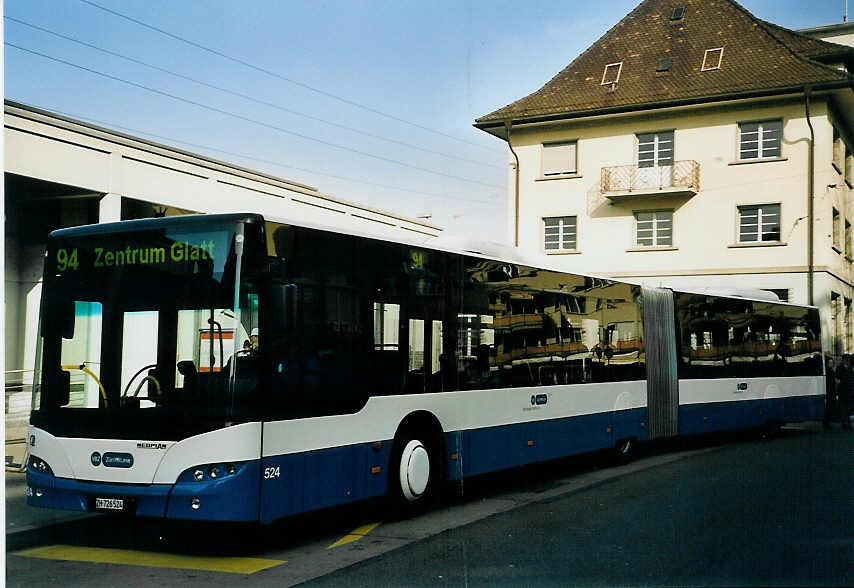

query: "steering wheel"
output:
122 364 160 399
132 374 161 398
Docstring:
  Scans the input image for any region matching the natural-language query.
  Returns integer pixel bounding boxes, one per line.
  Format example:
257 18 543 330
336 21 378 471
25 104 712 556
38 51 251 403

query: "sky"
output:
3 0 850 240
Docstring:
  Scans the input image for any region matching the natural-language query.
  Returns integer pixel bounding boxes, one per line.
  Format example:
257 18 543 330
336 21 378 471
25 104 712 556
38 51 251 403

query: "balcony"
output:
600 160 699 201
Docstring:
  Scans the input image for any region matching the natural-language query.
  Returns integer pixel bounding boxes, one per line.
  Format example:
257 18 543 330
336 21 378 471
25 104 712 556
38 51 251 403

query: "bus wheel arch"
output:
388 411 445 515
761 420 782 439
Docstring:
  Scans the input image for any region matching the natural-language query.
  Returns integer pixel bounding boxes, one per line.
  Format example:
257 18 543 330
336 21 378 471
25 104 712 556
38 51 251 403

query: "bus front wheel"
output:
388 428 442 518
399 439 430 502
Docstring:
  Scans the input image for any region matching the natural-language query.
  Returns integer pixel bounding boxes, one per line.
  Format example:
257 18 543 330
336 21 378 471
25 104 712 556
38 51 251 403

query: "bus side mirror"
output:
49 368 71 408
48 300 75 340
270 284 298 331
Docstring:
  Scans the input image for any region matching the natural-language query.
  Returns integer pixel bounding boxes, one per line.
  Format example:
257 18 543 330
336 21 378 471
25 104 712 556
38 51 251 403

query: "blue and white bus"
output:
27 213 824 523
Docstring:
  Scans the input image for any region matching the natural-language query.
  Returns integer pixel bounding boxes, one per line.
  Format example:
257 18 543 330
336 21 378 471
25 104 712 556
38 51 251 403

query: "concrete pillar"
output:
100 193 122 223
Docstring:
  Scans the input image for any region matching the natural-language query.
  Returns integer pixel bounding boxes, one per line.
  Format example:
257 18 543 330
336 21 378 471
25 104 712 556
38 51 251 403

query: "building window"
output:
846 298 853 354
701 48 723 71
832 292 842 356
543 216 577 251
637 131 674 168
635 210 673 247
738 204 780 242
833 127 845 174
846 219 851 259
542 142 578 176
833 208 841 250
846 145 853 188
738 120 782 160
601 62 622 85
670 7 686 20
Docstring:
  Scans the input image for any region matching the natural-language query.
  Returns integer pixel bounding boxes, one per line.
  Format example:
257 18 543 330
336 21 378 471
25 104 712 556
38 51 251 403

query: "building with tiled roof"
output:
475 0 854 357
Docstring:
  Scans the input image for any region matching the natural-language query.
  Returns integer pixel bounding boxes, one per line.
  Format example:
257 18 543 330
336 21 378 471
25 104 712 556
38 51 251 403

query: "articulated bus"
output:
27 213 824 523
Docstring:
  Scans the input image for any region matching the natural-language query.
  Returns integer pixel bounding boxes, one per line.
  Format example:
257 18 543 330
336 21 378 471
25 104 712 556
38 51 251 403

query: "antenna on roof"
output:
845 0 848 22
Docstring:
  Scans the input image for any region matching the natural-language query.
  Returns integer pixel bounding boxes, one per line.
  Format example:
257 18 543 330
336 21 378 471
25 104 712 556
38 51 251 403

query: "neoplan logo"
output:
136 442 168 450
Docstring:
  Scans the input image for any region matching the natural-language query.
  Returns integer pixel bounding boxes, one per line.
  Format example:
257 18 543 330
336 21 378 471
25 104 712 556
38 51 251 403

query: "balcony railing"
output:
600 160 699 201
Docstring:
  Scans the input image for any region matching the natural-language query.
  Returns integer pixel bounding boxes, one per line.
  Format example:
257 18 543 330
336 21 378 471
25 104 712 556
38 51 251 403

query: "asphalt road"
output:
305 425 854 587
6 424 853 587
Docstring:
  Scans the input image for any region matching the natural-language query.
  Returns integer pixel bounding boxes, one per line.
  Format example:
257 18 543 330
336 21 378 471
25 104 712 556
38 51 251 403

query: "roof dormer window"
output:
701 47 724 71
601 62 622 85
670 7 685 20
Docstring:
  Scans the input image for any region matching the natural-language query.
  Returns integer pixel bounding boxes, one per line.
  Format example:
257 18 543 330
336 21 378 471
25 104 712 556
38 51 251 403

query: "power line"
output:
77 0 504 156
33 105 501 206
4 16 503 171
6 43 505 190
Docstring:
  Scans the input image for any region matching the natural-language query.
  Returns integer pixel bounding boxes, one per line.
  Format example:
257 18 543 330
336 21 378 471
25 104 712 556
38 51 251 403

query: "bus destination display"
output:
55 240 217 272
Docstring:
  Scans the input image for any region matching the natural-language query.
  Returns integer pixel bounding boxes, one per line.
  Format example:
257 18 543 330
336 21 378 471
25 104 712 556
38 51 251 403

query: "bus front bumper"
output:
26 460 261 522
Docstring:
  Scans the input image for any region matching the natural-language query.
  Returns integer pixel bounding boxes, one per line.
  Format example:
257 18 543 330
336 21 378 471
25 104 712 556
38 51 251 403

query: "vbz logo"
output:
91 452 102 466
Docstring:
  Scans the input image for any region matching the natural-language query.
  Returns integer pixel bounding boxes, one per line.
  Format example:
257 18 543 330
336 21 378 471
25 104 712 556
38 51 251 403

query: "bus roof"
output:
48 212 818 310
49 213 265 240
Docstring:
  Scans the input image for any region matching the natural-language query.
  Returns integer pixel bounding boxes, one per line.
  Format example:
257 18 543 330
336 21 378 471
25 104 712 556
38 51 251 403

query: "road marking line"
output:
327 522 381 549
14 545 285 574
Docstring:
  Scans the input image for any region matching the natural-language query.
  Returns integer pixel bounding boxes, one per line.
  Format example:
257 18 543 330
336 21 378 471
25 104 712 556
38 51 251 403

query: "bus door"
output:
642 287 679 439
403 308 445 394
198 328 235 373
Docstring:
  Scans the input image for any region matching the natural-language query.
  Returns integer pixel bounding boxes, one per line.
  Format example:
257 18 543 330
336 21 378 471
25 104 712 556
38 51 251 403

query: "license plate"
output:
95 497 124 511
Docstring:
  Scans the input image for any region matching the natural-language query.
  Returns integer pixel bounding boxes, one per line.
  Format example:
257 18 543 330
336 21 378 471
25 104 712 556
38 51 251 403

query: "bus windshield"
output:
31 216 262 440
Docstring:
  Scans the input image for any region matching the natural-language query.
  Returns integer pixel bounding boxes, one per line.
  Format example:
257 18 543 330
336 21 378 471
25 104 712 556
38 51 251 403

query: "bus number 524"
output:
264 466 280 480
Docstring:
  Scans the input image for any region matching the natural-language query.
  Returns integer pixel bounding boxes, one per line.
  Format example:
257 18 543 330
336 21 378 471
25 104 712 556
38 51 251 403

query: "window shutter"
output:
542 143 577 176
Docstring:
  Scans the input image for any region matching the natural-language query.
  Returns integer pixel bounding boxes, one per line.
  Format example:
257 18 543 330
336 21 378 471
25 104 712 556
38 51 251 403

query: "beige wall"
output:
806 28 854 48
509 92 854 356
826 31 854 46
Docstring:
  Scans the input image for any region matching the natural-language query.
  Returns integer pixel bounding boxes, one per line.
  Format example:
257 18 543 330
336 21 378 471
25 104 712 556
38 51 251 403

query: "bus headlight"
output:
180 462 245 482
28 456 54 475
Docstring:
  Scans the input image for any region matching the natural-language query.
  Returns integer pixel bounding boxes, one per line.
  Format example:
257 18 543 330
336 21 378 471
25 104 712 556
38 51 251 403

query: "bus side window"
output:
459 260 507 390
372 302 403 396
406 318 425 393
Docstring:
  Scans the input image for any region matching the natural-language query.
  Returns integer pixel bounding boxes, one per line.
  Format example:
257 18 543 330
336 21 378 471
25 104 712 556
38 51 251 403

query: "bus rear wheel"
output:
613 437 635 464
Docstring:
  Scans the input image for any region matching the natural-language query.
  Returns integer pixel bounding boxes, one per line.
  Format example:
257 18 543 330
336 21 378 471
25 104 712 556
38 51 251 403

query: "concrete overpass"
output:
4 100 441 461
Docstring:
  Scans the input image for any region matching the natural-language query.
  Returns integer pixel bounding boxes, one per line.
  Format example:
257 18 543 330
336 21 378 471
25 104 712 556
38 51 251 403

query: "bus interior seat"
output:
372 350 403 395
175 360 198 403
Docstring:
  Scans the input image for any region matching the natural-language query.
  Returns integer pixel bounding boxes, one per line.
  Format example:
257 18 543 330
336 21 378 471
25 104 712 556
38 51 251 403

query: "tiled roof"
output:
476 0 854 127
